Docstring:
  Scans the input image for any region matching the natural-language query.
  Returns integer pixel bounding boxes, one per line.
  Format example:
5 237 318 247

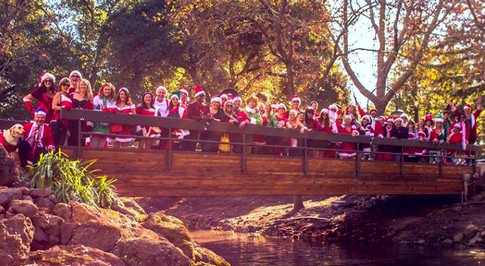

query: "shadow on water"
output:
193 230 485 266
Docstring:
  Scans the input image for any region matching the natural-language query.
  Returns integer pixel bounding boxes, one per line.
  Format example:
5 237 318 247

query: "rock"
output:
22 195 33 201
0 146 19 186
44 215 63 236
30 188 51 198
442 239 454 245
468 234 481 246
0 214 35 265
416 239 426 245
27 244 125 266
142 212 195 258
464 225 479 239
60 222 79 245
69 221 123 251
34 197 55 211
52 203 72 220
0 187 23 207
20 187 30 195
453 232 464 242
32 213 50 229
195 245 230 266
112 198 147 222
10 199 38 218
451 206 462 212
112 237 192 266
33 226 48 246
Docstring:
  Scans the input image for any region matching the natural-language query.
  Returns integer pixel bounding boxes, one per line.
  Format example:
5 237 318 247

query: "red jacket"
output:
23 122 55 150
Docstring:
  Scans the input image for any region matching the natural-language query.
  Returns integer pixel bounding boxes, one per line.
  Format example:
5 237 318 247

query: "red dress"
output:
337 125 359 157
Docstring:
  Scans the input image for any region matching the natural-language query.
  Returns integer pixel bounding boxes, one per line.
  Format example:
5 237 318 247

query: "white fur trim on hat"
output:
320 108 329 114
69 70 82 79
179 88 189 95
170 94 179 100
156 86 168 95
211 97 222 104
394 117 403 123
233 96 242 103
387 118 394 123
362 115 371 121
435 118 444 123
278 103 287 111
41 73 55 83
118 87 129 94
400 113 409 119
35 109 47 116
220 94 228 100
291 95 301 103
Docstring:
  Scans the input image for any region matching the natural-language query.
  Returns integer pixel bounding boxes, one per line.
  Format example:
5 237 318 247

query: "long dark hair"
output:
140 92 154 109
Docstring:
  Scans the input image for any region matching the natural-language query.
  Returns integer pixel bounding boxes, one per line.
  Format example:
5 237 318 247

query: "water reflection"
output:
192 230 485 266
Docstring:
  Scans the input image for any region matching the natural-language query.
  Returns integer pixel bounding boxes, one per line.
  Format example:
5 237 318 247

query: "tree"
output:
329 0 459 114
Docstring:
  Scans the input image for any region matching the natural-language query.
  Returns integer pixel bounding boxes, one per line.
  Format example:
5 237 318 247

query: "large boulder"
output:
0 146 19 186
67 202 193 265
27 244 125 266
0 214 35 265
112 237 192 266
142 211 196 259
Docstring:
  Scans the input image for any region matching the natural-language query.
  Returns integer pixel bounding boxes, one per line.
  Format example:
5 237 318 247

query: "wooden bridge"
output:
2 109 481 197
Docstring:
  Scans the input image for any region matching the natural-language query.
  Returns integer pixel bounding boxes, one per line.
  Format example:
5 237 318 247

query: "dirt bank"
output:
136 192 485 247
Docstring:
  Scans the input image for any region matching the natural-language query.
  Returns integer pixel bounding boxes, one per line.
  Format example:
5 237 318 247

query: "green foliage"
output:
27 149 119 208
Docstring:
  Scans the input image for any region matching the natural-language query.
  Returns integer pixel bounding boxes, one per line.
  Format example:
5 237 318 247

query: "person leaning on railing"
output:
91 82 116 148
51 77 73 146
108 87 135 148
336 115 360 159
135 92 158 149
316 108 338 158
68 78 94 146
166 93 189 150
237 95 263 154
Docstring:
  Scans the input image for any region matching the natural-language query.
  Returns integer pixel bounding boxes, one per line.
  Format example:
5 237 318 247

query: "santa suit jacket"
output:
453 108 482 144
23 122 55 150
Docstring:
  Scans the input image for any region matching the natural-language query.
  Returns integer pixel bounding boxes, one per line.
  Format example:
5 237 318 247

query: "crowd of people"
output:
16 70 483 167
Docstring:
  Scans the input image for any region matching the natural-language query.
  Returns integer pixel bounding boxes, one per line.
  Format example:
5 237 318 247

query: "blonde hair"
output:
77 78 94 101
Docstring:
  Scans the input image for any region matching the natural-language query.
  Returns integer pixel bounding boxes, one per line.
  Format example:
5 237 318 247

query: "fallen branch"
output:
276 216 330 222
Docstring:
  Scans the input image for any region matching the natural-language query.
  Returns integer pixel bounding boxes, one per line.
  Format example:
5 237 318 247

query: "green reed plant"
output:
27 149 119 208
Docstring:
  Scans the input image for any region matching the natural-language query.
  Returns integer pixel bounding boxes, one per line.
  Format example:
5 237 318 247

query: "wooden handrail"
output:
60 108 481 153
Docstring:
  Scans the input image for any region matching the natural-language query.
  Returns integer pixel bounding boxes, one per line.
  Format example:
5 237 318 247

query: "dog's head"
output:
9 124 25 139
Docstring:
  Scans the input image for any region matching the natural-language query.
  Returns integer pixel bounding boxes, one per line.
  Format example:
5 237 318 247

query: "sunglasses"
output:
61 83 70 87
226 105 233 107
44 80 53 83
71 75 80 78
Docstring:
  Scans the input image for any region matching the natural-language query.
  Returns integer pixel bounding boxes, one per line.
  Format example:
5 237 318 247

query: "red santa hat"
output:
220 94 228 100
464 104 472 110
170 93 179 100
291 95 301 104
320 108 329 114
156 86 168 95
233 96 242 103
453 123 461 129
361 115 371 121
278 103 287 111
69 70 82 79
400 113 409 120
211 96 222 104
179 88 189 96
386 118 394 123
194 85 205 97
41 73 55 83
417 131 426 137
394 117 403 124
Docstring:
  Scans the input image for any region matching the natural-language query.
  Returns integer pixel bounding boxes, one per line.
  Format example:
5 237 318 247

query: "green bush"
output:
27 149 119 208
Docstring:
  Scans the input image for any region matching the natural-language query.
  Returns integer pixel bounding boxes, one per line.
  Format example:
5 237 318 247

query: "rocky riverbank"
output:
0 186 229 265
137 192 485 248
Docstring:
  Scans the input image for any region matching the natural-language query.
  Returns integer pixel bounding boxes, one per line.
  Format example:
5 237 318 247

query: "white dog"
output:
0 124 24 153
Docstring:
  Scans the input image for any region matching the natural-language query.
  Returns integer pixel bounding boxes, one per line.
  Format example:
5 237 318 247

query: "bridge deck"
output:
63 148 472 197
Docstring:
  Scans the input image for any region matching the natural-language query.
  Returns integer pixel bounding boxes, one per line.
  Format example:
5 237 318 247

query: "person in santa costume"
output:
154 86 170 118
51 77 73 146
182 85 210 151
447 123 464 165
18 109 55 168
68 70 83 94
23 72 57 123
136 92 158 149
337 115 360 159
449 98 483 145
316 108 338 158
68 78 94 146
167 93 189 150
108 87 135 148
179 88 190 109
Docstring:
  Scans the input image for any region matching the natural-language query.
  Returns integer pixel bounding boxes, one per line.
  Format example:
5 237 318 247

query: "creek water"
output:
192 230 485 266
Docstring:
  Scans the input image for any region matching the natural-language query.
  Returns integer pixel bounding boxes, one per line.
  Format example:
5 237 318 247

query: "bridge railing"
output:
55 108 481 179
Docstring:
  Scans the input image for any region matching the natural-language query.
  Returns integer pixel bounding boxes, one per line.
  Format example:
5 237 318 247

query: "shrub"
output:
26 149 119 208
